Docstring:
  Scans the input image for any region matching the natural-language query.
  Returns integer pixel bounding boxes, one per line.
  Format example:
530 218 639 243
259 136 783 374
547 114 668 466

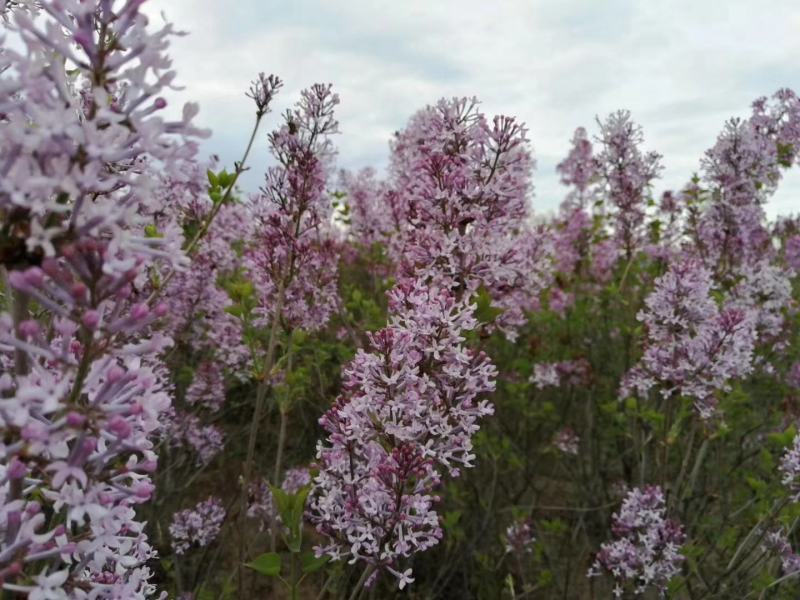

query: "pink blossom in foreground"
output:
0 0 206 595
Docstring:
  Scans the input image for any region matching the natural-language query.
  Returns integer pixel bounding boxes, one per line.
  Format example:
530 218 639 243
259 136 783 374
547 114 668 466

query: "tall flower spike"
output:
596 111 662 258
244 82 341 332
385 97 549 339
557 126 599 207
308 280 496 588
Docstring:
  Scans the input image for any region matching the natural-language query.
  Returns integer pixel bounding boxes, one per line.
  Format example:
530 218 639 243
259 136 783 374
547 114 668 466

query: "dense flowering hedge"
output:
3 2 800 599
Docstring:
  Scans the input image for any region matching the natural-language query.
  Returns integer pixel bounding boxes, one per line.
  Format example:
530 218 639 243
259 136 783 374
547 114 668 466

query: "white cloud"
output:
145 0 800 217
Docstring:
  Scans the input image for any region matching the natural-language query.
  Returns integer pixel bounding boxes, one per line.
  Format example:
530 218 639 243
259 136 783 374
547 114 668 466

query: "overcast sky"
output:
144 0 800 217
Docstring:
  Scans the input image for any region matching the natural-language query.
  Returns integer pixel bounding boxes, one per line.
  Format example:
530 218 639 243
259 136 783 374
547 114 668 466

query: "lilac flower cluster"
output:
763 529 800 575
169 497 226 555
244 83 341 332
504 519 536 555
552 428 580 455
696 90 800 278
162 410 225 467
779 433 800 502
589 486 685 597
0 1 206 596
621 259 756 418
185 361 226 413
309 279 496 586
595 111 662 258
385 97 552 339
557 126 598 207
530 359 591 390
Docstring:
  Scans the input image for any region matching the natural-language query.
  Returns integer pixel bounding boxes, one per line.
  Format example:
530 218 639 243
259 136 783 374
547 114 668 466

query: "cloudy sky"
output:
145 0 800 216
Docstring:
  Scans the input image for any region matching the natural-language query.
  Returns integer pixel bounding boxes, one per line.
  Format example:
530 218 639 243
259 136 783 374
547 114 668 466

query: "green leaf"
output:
218 169 234 188
271 485 311 552
245 552 281 577
301 552 329 574
473 285 504 324
207 169 219 187
144 224 162 239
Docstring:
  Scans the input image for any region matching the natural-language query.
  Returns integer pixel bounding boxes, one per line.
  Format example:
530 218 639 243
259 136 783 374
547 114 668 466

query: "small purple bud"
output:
23 267 45 287
133 481 155 499
7 457 27 480
71 282 89 302
107 366 125 383
108 415 132 439
66 412 87 428
82 310 100 330
17 320 39 339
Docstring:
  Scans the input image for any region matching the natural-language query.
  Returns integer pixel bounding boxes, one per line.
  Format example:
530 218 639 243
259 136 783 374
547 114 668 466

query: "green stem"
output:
151 110 264 302
347 565 376 600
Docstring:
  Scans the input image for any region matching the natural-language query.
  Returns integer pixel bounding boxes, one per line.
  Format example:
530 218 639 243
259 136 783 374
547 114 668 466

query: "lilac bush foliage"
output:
589 486 685 598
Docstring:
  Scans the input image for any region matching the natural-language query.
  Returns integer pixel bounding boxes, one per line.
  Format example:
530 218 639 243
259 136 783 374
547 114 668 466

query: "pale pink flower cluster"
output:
169 497 226 555
763 529 800 575
185 361 226 413
162 409 225 467
595 111 662 257
780 433 800 502
621 259 756 419
244 83 341 332
553 428 580 455
504 519 536 555
309 280 496 587
385 97 552 339
530 359 591 390
589 486 685 598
